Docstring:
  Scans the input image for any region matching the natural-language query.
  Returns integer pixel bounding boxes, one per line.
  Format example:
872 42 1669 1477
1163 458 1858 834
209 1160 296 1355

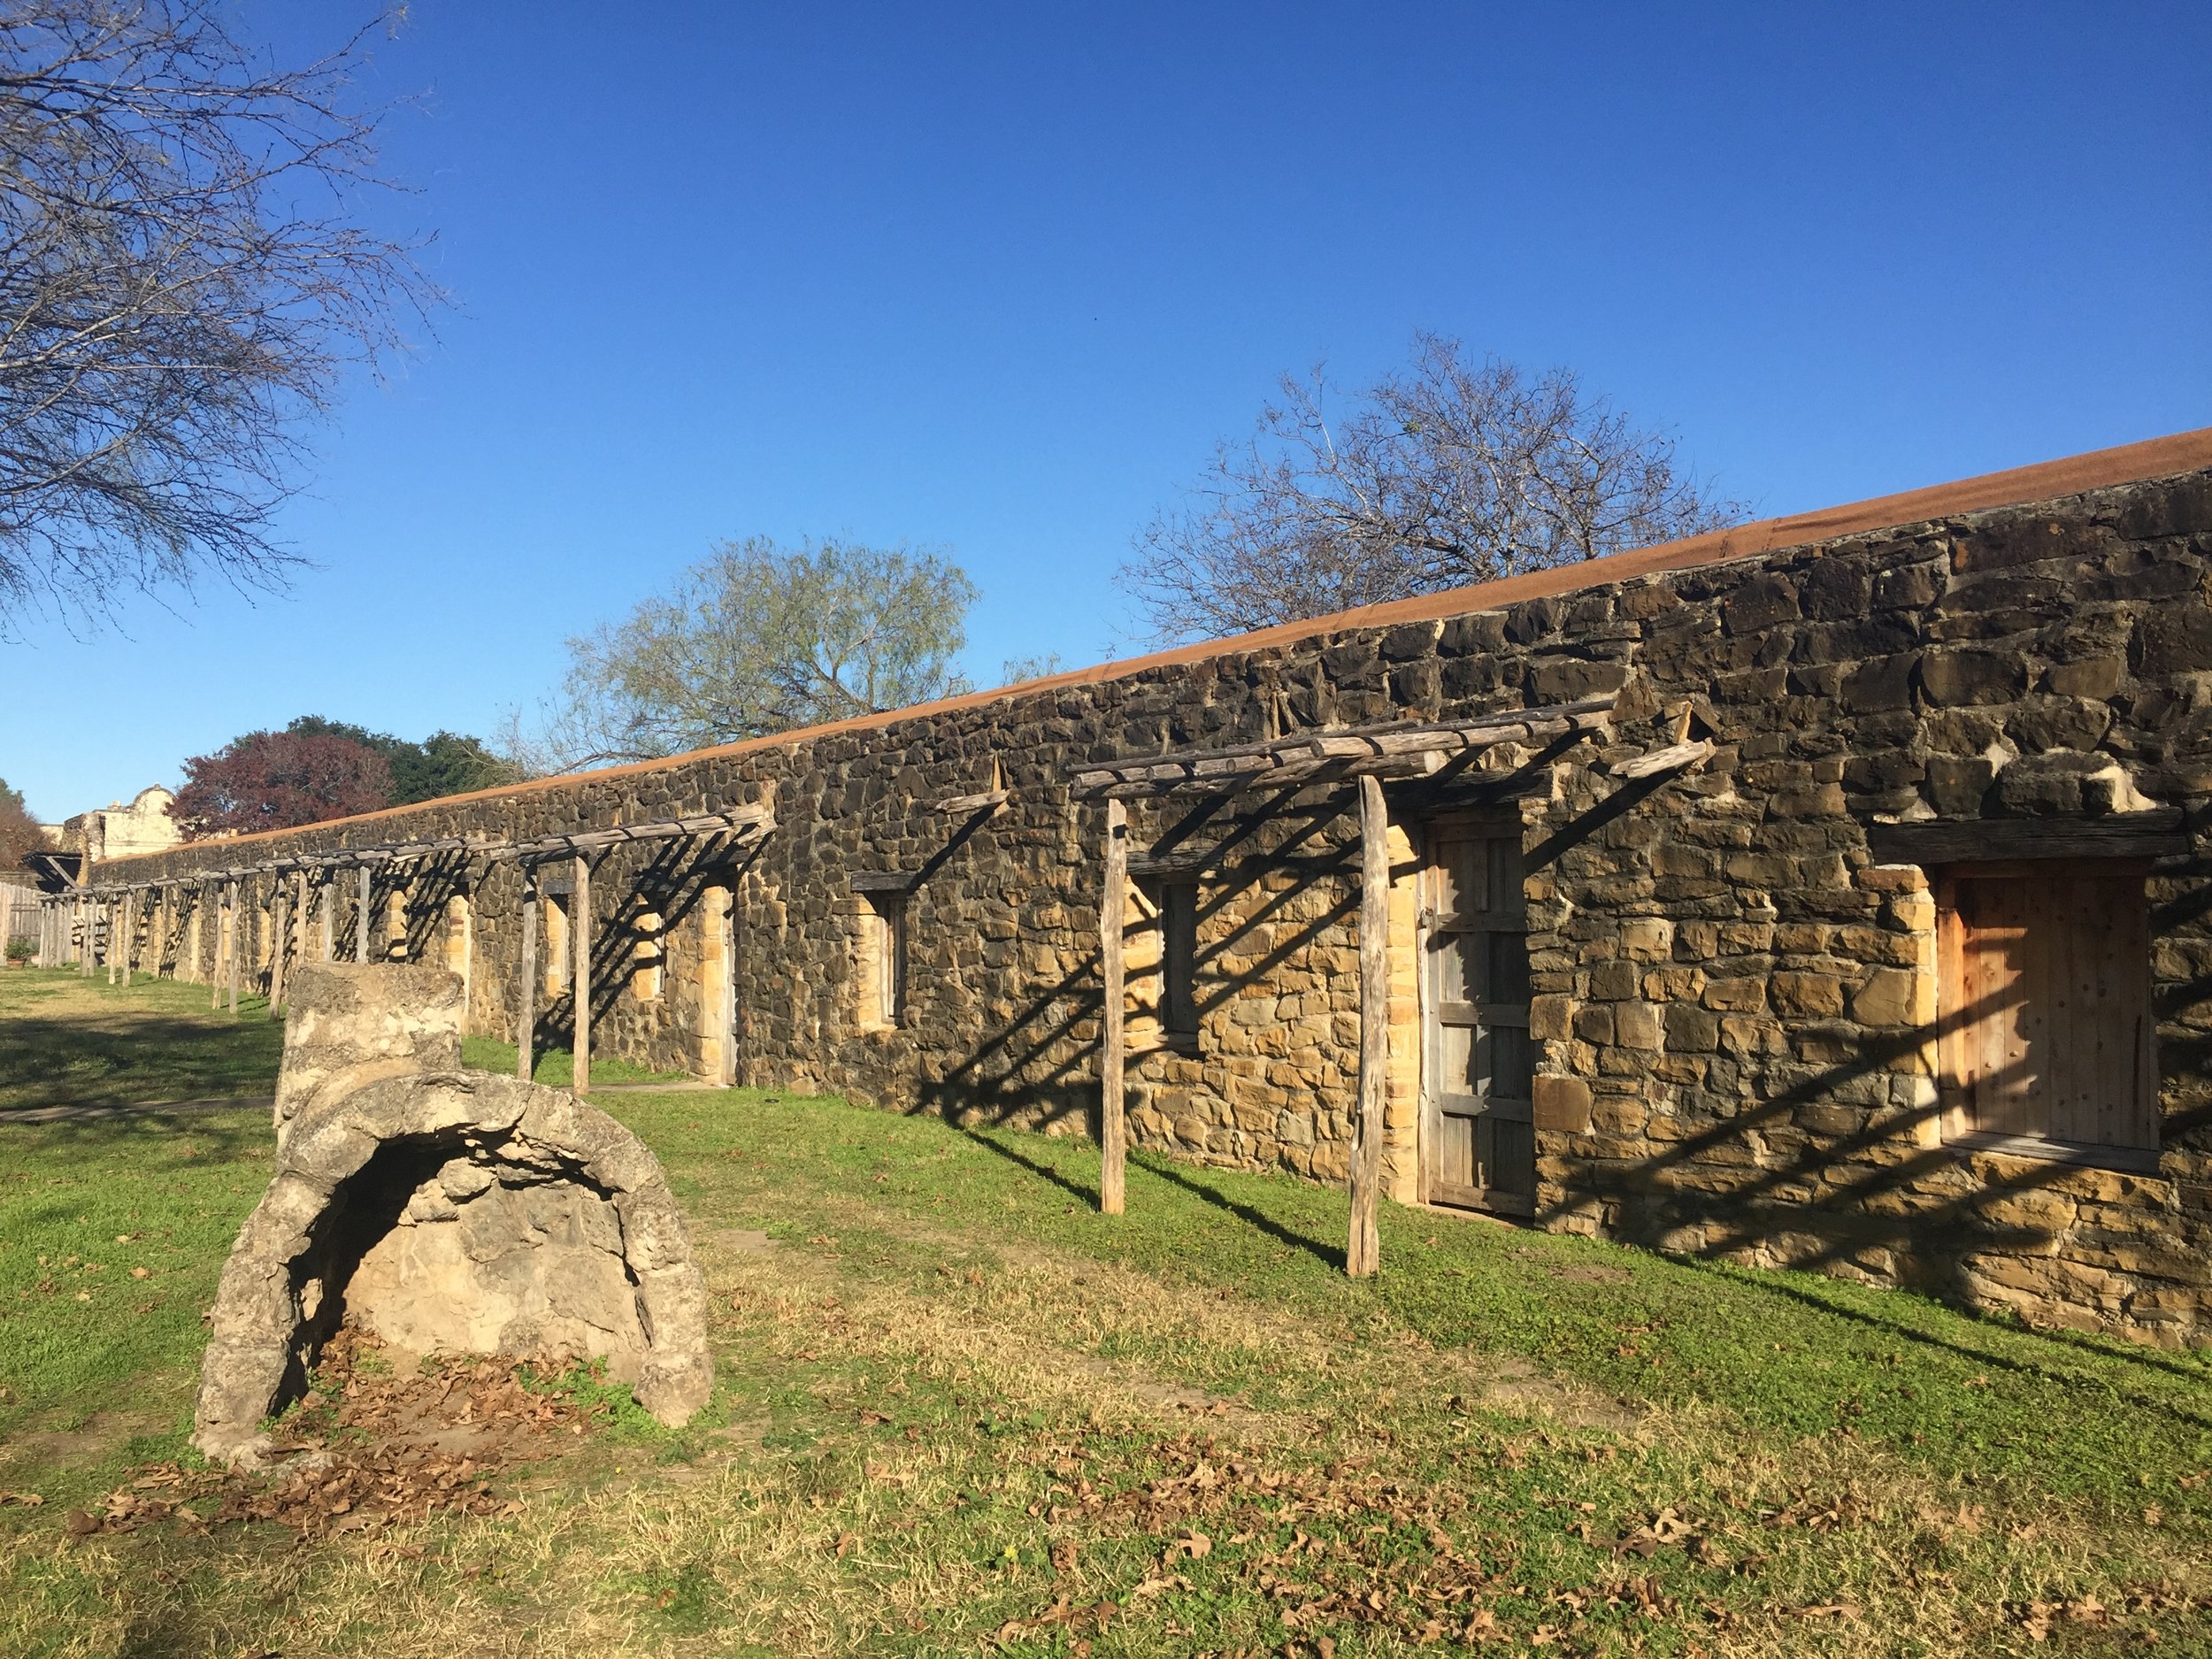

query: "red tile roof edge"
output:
101 424 2212 866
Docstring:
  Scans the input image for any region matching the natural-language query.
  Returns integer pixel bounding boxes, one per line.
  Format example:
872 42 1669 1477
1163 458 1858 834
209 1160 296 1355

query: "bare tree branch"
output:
0 0 442 632
1122 332 1747 641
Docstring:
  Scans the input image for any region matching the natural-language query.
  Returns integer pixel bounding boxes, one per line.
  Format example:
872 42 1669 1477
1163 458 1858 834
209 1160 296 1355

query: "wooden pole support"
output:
572 853 592 1094
1347 773 1389 1279
355 866 372 964
319 875 334 962
517 875 538 1082
1100 797 1128 1215
227 882 242 1015
269 889 288 1012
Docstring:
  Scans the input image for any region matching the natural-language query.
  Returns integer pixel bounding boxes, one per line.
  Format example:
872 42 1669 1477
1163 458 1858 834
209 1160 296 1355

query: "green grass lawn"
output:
460 1034 695 1088
0 968 282 1113
1 990 2208 1655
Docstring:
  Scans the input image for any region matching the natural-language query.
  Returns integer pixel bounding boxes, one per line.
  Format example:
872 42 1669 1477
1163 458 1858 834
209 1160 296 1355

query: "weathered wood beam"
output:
930 787 1010 816
1100 798 1128 1216
227 881 241 1016
1069 699 1613 798
851 870 923 895
355 865 372 964
1614 738 1717 781
268 887 288 1010
516 875 539 1083
1347 774 1388 1279
1866 816 2190 865
488 807 775 865
572 853 592 1094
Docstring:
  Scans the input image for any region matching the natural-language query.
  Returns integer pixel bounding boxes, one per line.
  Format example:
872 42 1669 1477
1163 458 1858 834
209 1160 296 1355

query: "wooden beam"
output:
572 853 592 1094
1099 798 1128 1216
319 873 334 961
488 807 774 865
1867 817 2190 865
1068 698 1613 798
930 787 1010 816
1347 774 1388 1279
517 875 539 1083
1614 738 1716 781
851 870 923 895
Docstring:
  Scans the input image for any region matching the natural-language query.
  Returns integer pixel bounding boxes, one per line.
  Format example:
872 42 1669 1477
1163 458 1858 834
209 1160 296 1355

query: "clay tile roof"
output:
98 424 2212 861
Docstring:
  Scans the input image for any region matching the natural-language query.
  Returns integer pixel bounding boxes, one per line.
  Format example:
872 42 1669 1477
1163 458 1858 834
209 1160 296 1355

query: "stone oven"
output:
193 964 711 1465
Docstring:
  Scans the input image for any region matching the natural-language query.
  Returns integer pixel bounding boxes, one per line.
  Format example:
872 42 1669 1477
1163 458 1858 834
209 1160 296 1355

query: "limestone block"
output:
273 963 464 1147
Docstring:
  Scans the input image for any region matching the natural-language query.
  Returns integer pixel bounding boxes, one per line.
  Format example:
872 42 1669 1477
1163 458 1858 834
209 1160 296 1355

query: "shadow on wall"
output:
1534 952 2210 1332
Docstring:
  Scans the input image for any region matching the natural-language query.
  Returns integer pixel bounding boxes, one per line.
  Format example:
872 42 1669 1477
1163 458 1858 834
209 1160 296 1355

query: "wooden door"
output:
1939 863 2157 1153
1421 822 1535 1214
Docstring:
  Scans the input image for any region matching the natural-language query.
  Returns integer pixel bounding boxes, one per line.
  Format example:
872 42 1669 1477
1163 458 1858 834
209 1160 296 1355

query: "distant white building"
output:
59 785 182 862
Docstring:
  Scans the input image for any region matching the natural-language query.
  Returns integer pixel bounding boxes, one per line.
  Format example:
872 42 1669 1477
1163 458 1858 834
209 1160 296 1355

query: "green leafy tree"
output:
510 537 979 772
284 717 518 804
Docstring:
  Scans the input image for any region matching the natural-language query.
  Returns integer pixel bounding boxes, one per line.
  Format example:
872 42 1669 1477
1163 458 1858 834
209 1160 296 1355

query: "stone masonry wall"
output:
102 465 2212 1346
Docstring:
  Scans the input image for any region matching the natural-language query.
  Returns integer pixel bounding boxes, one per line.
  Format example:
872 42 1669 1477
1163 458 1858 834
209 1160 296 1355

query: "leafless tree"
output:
503 536 980 775
1123 332 1747 641
0 0 438 630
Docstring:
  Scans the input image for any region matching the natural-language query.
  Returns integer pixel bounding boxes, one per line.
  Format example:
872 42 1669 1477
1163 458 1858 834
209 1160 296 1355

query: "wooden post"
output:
319 874 334 961
211 889 224 1009
1347 773 1389 1279
456 879 474 1033
269 887 288 1011
572 853 592 1094
354 865 372 963
517 872 539 1081
118 889 133 987
80 897 91 975
104 896 117 985
1100 798 1128 1215
293 871 307 983
227 881 242 1016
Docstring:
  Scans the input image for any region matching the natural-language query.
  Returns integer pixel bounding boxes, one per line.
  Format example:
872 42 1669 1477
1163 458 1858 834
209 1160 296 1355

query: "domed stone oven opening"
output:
277 1125 653 1417
194 964 711 1465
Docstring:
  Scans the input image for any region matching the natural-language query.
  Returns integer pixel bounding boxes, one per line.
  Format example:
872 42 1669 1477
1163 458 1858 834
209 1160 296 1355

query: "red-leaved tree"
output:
169 731 393 839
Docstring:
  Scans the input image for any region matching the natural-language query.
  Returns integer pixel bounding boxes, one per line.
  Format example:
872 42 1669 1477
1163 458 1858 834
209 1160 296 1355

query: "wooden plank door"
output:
1421 822 1535 1215
1938 863 2156 1153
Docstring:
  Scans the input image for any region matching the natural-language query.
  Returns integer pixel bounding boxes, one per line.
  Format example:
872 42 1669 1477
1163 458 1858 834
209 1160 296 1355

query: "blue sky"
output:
7 1 2208 820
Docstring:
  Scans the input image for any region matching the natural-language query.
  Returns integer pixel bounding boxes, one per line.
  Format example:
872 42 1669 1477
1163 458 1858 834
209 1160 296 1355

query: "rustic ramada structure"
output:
51 428 2212 1347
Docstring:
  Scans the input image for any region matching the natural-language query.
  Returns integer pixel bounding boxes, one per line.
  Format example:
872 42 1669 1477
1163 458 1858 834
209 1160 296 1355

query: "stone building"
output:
60 784 182 861
73 429 2212 1347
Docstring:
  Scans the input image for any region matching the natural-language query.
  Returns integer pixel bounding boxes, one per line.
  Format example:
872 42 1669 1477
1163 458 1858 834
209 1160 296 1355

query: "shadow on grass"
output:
0 1104 271 1161
955 1124 1101 1207
0 1010 282 1115
953 1124 1348 1272
1130 1150 1348 1275
1671 1254 2212 1418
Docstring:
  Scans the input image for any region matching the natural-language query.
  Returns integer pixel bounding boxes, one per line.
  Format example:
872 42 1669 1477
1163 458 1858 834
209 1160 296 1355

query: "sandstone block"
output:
1532 1074 1594 1134
1851 967 1919 1028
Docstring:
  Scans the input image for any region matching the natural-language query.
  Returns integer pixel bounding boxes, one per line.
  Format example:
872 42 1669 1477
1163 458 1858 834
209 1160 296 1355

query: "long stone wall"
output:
98 457 2212 1346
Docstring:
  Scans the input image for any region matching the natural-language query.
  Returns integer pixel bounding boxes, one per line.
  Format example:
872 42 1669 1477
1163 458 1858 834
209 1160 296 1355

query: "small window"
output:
632 910 664 1001
1160 879 1199 1041
1938 863 2157 1159
858 892 905 1029
542 893 570 995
